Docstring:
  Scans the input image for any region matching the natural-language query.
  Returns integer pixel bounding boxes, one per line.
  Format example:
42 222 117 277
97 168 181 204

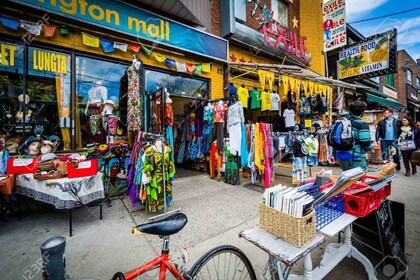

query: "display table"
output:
240 213 376 280
14 172 105 236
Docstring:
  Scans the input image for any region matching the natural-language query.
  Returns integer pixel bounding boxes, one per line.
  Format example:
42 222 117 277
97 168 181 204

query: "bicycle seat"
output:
132 213 188 236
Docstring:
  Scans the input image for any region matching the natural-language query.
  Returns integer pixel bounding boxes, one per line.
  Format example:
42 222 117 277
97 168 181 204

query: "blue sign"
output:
12 0 228 61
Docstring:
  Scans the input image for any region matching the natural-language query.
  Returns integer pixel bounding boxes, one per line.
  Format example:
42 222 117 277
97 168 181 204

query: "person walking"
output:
398 116 420 176
376 109 402 170
335 100 372 171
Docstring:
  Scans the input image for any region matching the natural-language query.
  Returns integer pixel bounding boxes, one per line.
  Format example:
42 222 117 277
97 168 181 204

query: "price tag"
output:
13 159 33 167
78 161 92 169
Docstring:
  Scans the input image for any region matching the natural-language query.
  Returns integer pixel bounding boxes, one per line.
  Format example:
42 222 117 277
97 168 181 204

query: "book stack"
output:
263 185 314 218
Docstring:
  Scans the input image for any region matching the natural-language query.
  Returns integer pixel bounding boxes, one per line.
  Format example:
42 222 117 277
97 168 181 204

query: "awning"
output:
357 87 388 98
365 93 404 109
408 101 420 108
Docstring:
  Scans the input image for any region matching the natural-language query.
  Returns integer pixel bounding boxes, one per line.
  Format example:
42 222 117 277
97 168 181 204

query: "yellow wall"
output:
1 28 224 99
300 0 325 76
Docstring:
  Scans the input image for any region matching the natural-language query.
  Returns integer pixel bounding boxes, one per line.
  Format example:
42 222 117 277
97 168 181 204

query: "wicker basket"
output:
259 203 316 247
57 161 68 174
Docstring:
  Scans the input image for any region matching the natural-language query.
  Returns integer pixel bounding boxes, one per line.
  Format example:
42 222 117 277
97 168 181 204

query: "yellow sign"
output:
0 43 17 66
32 49 67 74
304 119 312 128
339 34 390 80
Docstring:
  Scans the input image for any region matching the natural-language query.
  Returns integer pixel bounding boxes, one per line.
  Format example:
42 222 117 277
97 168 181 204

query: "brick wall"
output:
211 0 221 36
300 0 325 75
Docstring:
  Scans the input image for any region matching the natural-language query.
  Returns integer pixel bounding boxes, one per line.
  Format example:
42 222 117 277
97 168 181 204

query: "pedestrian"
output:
398 116 420 176
335 100 372 171
415 120 420 129
376 108 402 170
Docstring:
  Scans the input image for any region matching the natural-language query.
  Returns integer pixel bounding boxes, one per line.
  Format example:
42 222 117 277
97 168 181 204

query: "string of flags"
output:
0 15 212 75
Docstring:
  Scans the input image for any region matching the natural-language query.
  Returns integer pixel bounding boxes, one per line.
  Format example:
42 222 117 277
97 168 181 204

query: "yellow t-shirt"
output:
261 91 272 111
237 87 249 108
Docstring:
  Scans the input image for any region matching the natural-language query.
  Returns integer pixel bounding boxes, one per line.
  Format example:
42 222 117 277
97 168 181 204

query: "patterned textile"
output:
223 155 240 185
213 102 228 123
142 145 176 212
202 122 212 154
227 101 245 127
127 65 143 131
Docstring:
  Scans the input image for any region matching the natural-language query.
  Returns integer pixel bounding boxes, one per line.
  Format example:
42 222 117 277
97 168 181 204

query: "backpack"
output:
299 97 311 117
327 118 354 151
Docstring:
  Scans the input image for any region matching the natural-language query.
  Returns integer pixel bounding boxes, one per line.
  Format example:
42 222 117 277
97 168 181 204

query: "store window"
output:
272 0 289 28
385 74 394 88
27 47 71 151
416 77 420 90
0 41 24 152
76 56 128 148
407 69 412 85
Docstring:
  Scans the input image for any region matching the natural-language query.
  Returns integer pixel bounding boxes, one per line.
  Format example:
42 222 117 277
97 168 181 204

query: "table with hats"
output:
1 140 106 236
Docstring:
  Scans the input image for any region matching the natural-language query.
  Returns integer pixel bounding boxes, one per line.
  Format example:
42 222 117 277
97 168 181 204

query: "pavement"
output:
0 164 419 279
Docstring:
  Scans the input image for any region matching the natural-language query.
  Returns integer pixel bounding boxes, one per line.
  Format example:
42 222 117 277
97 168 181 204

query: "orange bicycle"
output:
111 211 257 280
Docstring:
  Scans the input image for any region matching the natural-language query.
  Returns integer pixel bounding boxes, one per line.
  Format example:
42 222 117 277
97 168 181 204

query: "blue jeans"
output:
380 140 400 166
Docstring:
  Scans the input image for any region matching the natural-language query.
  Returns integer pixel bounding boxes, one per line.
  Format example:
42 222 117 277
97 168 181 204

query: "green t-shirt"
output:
250 88 261 109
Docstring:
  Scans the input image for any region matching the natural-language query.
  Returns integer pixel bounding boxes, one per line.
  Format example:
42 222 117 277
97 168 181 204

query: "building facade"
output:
380 50 420 121
1 0 227 152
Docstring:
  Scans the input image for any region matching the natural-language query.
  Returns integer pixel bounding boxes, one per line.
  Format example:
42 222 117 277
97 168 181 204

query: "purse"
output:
411 150 420 166
398 138 416 151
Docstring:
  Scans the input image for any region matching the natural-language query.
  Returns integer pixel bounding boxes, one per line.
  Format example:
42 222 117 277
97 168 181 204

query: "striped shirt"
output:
336 114 372 159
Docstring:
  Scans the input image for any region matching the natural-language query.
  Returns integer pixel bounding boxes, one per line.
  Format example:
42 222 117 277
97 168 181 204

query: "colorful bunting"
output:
141 45 152 56
175 62 187 72
59 25 69 35
186 63 196 73
154 53 166 62
193 64 202 75
100 39 115 53
202 63 211 73
43 25 56 37
114 42 128 52
0 16 19 30
165 58 175 68
82 33 99 47
20 21 42 35
128 44 141 52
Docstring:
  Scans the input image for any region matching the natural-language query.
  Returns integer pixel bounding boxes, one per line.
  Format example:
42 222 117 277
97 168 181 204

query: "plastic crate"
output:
314 193 345 231
344 175 391 217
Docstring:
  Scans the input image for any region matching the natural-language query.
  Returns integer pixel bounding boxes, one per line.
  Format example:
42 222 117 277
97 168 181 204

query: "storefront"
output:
1 0 227 154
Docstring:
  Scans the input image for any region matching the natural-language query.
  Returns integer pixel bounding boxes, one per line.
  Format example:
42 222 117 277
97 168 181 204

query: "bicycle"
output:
111 210 257 280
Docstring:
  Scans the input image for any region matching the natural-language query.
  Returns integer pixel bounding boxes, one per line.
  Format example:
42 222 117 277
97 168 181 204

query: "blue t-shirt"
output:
384 118 395 140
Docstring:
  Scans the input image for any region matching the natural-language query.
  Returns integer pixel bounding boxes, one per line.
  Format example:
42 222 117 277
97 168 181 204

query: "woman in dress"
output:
398 116 420 176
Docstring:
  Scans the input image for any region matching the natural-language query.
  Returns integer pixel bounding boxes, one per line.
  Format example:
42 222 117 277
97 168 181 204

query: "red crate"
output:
344 175 391 217
6 157 38 174
67 158 98 178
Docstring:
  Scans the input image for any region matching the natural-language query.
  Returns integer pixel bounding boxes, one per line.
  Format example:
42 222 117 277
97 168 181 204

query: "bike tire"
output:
187 245 257 280
111 272 126 280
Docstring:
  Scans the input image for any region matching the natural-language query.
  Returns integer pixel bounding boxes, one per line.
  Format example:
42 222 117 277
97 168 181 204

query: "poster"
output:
323 0 346 52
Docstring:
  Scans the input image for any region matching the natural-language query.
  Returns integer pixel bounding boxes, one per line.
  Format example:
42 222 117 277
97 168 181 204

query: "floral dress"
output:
127 66 143 131
142 145 176 212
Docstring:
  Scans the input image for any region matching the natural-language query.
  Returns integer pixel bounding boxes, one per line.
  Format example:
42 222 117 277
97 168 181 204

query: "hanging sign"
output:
323 0 346 52
11 0 228 62
338 29 397 81
31 49 68 74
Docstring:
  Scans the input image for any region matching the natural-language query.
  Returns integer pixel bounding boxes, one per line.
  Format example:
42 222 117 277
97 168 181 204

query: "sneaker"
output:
382 160 389 164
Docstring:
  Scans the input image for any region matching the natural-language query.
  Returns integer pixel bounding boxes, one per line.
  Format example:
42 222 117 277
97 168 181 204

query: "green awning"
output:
357 87 389 98
365 93 404 109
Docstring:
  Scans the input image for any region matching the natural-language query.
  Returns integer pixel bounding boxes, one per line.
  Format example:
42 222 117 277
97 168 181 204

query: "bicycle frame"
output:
123 252 186 280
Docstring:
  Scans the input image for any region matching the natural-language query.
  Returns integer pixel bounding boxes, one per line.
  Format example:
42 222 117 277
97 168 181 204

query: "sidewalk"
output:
0 165 419 279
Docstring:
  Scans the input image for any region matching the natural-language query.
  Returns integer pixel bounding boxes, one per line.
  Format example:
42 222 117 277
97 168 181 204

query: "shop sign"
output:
12 0 228 62
0 43 17 66
323 0 346 52
382 86 397 99
406 83 418 102
32 49 67 74
338 29 397 81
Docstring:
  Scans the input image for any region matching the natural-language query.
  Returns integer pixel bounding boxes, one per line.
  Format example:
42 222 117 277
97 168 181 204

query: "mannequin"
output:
16 94 32 122
102 99 117 115
23 136 41 155
88 81 108 106
39 140 57 155
165 89 172 104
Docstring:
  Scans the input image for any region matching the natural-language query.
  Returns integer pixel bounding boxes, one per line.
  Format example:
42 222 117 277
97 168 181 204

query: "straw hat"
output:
40 140 57 153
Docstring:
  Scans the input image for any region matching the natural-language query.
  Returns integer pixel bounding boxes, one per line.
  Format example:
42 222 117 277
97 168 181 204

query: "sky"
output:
344 0 420 61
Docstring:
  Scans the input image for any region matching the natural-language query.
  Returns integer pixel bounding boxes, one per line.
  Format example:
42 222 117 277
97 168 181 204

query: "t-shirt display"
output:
271 93 280 111
229 83 237 96
261 91 272 111
283 108 295 128
237 86 249 108
213 102 228 123
250 88 261 109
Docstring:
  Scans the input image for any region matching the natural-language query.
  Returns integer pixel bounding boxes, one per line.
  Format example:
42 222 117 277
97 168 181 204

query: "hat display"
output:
24 136 40 147
40 140 57 153
103 99 117 109
98 144 111 159
39 153 58 163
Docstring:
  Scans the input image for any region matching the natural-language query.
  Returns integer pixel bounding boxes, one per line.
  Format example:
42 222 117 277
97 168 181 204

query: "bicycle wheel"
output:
112 272 126 280
187 245 257 280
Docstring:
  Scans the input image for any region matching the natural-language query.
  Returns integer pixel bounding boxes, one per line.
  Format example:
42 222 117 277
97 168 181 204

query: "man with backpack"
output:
375 108 402 169
329 100 372 171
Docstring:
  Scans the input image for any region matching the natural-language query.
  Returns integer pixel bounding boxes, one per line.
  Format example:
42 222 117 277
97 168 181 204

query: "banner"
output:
323 0 346 52
338 29 397 80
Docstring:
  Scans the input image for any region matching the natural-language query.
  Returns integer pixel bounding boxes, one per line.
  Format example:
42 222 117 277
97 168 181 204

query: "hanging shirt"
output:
213 102 228 123
237 87 249 108
229 84 237 96
283 108 295 128
250 88 261 109
261 91 272 111
304 136 319 154
227 102 245 127
203 105 213 122
271 93 280 111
